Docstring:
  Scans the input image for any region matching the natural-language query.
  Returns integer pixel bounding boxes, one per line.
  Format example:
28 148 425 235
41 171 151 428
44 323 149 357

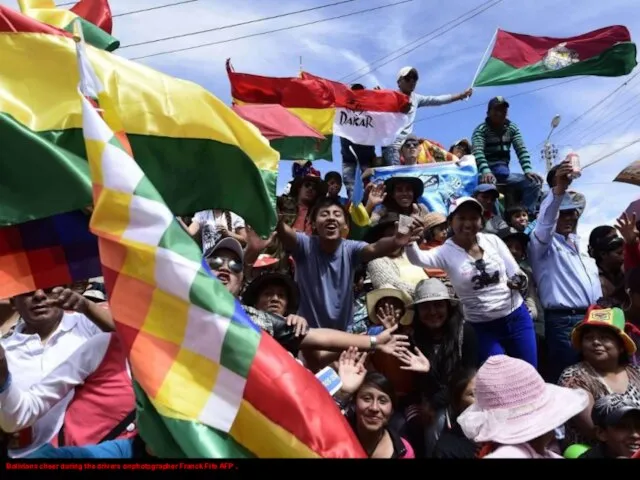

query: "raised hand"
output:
337 347 368 395
366 182 387 208
48 287 89 314
395 346 430 373
615 212 638 244
376 324 410 356
376 301 398 329
394 216 424 247
554 160 574 191
245 225 275 254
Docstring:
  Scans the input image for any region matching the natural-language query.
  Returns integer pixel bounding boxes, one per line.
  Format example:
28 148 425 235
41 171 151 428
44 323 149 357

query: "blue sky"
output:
4 0 639 244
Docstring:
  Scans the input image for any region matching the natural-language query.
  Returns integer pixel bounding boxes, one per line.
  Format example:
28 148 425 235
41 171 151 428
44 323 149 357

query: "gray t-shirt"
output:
293 233 368 331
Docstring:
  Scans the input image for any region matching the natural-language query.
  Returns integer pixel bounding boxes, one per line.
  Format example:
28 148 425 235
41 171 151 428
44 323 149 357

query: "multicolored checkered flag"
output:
75 22 364 458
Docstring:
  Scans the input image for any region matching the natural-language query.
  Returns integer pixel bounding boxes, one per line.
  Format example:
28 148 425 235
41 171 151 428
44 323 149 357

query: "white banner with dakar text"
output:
302 72 410 146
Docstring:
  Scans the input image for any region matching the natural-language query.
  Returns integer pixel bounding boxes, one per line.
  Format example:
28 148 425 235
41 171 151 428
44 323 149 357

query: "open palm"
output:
395 346 430 373
337 347 368 395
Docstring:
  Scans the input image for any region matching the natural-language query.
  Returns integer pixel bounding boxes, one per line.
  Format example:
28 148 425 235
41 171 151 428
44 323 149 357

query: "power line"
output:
129 0 413 61
56 0 197 16
343 0 503 82
413 77 582 124
120 0 356 49
113 0 198 18
583 137 640 170
547 70 640 145
578 96 640 146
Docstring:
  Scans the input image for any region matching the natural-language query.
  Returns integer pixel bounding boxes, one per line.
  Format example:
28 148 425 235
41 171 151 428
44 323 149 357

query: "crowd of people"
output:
1 65 639 460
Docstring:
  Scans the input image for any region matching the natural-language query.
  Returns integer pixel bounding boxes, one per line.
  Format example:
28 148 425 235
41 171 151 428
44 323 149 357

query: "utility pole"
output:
541 114 561 173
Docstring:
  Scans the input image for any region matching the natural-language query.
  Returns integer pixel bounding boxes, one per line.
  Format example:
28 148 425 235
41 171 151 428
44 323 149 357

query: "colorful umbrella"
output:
232 104 325 161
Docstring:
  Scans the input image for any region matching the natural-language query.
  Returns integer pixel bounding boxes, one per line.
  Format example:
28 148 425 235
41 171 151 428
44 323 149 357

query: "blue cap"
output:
473 183 498 195
559 191 586 213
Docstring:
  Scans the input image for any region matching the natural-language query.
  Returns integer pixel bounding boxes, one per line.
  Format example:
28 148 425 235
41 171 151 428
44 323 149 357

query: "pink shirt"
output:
485 443 563 459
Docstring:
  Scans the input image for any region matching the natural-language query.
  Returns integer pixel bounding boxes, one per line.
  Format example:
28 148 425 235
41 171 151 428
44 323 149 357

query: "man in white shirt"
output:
0 287 113 457
186 210 247 252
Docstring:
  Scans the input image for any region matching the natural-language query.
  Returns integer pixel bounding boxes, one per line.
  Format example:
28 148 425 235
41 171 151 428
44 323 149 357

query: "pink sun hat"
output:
457 355 589 445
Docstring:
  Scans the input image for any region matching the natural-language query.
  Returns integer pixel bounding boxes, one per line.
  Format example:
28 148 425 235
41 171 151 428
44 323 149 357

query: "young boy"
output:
505 205 535 235
579 395 640 458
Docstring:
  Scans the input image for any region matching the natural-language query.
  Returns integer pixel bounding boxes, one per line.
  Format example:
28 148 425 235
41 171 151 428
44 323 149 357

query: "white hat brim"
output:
457 384 589 445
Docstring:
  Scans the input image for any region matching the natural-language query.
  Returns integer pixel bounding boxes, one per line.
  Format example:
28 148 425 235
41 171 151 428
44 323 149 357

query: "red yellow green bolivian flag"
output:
0 6 279 237
474 26 637 87
18 0 119 51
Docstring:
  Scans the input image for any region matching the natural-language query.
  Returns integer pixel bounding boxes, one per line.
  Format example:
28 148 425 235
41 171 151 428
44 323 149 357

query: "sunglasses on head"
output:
208 256 243 274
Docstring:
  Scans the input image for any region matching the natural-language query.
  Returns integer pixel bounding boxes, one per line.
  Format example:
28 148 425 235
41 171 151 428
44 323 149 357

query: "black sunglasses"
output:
207 256 243 274
403 141 419 148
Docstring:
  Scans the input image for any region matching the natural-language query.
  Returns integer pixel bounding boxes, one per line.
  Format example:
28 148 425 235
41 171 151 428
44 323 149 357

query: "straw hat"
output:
422 212 447 232
366 284 413 326
457 355 589 445
571 306 637 355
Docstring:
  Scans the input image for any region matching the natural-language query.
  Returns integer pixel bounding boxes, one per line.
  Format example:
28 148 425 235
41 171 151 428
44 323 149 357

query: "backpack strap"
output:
99 410 136 444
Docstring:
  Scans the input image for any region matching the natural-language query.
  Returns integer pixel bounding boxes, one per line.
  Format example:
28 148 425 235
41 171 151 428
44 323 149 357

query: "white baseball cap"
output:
448 196 483 217
397 66 418 81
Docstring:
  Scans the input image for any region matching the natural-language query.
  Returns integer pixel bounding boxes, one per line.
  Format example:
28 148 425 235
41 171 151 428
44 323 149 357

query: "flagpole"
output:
469 28 499 90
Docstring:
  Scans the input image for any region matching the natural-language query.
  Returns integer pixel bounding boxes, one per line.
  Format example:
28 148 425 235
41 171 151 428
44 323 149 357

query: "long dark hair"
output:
448 367 477 418
347 372 397 429
412 301 464 387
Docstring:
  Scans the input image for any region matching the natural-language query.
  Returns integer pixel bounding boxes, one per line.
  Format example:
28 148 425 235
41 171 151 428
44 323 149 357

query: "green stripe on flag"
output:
270 135 333 161
159 221 203 264
62 16 120 52
220 321 260 378
474 42 638 87
134 382 255 458
0 114 277 237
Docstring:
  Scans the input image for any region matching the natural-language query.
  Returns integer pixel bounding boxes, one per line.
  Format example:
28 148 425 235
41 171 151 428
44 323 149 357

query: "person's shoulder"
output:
472 121 487 133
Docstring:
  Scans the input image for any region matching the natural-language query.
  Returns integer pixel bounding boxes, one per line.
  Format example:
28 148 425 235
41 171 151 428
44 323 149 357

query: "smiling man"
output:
528 160 602 382
268 197 422 331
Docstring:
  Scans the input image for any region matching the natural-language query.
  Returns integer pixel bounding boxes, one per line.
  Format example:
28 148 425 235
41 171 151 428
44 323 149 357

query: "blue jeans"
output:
494 172 541 215
544 310 584 383
382 146 401 166
471 303 538 368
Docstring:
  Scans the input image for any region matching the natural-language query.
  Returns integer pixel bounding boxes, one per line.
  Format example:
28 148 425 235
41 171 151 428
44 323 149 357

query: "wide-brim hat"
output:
571 306 637 355
383 176 424 203
412 278 458 306
422 212 447 232
241 272 299 316
366 285 413 326
457 355 589 445
364 212 400 244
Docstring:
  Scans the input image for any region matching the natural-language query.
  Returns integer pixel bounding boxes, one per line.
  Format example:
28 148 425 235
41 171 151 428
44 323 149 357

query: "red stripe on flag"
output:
302 72 410 113
492 26 633 69
70 0 113 34
242 332 366 458
0 5 72 36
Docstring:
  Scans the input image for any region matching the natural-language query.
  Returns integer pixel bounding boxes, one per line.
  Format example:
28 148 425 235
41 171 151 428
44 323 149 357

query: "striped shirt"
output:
471 119 532 175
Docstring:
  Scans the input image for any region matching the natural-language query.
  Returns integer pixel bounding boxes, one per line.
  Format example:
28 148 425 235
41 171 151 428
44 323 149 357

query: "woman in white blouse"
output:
405 197 537 367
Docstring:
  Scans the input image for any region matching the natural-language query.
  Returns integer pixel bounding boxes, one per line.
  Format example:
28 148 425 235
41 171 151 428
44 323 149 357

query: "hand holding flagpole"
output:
466 28 499 100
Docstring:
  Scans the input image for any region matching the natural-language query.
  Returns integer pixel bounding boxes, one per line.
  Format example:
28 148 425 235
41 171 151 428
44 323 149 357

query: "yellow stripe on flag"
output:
230 401 321 458
0 34 279 172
